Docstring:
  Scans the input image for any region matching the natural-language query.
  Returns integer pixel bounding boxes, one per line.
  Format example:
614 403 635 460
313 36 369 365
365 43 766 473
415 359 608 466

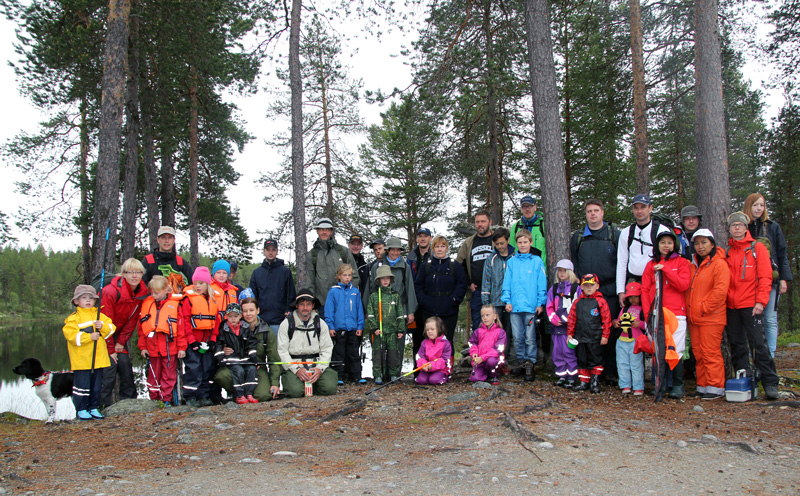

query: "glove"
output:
189 341 200 351
207 341 216 349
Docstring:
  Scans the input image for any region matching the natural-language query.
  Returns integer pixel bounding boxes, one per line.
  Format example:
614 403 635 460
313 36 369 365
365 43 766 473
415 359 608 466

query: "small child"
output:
214 303 259 404
324 264 365 385
468 305 506 385
210 259 238 319
181 267 222 407
613 282 647 395
415 317 453 385
138 276 186 405
63 285 115 420
366 265 406 385
567 274 612 393
546 259 581 388
501 229 547 381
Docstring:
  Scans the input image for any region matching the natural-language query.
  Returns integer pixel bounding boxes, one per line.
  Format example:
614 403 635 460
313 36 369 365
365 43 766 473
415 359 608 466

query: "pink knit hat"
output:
192 266 213 285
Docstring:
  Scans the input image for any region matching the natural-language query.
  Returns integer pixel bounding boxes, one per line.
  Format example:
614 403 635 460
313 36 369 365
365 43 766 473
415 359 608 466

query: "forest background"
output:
0 0 796 335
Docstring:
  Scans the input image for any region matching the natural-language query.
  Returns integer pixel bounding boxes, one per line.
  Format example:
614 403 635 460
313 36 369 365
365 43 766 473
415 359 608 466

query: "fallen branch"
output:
318 399 367 423
521 400 553 413
517 440 543 463
502 411 545 443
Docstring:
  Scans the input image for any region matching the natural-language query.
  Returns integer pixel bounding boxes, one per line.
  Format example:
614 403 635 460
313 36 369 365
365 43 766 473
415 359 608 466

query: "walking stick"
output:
173 357 184 406
91 227 111 380
365 358 440 395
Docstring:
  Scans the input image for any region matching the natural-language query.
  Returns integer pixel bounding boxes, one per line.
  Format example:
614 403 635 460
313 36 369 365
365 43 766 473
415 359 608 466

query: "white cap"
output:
691 228 715 241
157 226 176 237
556 259 574 271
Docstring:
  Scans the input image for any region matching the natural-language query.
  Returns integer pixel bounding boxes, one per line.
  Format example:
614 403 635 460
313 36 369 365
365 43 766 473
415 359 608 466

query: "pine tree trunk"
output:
290 0 308 287
321 68 334 219
484 3 501 225
524 0 571 273
188 68 200 268
695 0 732 376
630 0 649 195
160 146 175 228
120 4 140 263
694 0 731 247
79 97 92 284
92 0 131 276
141 86 159 250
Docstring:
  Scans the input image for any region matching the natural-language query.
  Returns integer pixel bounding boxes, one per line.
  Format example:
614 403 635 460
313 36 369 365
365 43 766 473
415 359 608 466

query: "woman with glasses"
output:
99 258 150 407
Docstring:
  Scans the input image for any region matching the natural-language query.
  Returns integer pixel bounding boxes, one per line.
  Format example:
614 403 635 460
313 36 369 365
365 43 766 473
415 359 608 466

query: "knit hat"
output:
625 282 642 297
727 211 749 227
581 273 599 286
211 260 231 277
680 205 701 220
192 267 213 285
374 264 395 283
555 259 574 271
691 228 715 242
72 284 98 305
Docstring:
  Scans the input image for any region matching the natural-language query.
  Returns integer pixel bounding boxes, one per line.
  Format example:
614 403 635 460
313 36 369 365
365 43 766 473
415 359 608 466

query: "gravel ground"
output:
2 349 800 495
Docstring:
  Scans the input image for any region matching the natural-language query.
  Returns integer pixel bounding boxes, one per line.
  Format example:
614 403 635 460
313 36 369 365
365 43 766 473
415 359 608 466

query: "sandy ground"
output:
2 349 800 496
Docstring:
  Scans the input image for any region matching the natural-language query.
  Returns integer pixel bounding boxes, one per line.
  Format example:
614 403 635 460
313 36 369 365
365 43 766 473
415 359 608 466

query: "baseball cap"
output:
632 194 651 206
157 226 176 237
520 195 536 206
348 234 364 244
581 273 599 286
417 227 432 236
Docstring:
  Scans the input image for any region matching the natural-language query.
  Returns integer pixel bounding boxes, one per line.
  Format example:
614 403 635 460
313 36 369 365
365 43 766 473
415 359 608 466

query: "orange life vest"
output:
211 282 238 317
184 287 219 330
140 295 181 336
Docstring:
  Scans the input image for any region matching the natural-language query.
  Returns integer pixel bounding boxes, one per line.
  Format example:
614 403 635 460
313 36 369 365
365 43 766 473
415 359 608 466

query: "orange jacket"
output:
686 247 730 326
726 233 773 309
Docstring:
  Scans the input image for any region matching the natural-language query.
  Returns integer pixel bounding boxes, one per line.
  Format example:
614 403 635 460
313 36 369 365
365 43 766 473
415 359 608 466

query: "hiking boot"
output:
668 384 685 400
765 385 779 400
390 376 399 382
589 376 601 394
524 361 535 382
700 392 724 400
89 409 104 419
374 378 383 385
235 396 248 405
77 410 92 421
572 380 590 392
247 395 258 404
553 377 567 388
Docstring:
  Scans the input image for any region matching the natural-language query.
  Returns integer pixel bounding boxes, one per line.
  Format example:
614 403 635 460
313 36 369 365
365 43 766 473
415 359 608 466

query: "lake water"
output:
1 321 453 421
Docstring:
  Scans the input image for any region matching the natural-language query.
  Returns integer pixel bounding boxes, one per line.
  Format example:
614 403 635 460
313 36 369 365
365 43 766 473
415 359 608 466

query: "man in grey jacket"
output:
306 218 360 307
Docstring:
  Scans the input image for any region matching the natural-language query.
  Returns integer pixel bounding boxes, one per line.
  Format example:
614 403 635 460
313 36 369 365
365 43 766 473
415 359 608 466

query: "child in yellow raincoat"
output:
63 285 115 420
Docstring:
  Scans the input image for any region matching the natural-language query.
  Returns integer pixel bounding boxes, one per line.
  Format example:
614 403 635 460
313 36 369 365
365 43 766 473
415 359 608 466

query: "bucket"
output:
567 338 578 350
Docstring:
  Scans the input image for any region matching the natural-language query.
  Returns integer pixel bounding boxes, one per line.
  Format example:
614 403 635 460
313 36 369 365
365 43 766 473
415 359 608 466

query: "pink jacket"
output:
468 323 506 360
616 305 646 341
416 336 452 373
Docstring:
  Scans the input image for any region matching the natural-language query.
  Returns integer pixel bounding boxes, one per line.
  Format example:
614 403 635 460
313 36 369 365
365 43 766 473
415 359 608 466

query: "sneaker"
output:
374 378 383 385
633 390 644 396
358 378 367 385
338 380 344 386
77 410 93 421
765 385 779 400
491 379 500 386
247 395 258 404
88 409 105 419
621 388 632 394
235 396 248 405
700 392 724 400
553 378 567 388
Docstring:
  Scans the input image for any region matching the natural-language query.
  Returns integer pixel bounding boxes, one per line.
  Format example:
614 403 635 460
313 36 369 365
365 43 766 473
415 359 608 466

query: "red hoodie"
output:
642 252 691 320
726 232 772 309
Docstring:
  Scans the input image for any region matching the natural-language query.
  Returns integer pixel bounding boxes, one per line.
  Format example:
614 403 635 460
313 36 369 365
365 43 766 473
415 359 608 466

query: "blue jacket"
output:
481 247 515 307
324 283 365 331
501 252 547 313
414 256 467 317
249 258 296 325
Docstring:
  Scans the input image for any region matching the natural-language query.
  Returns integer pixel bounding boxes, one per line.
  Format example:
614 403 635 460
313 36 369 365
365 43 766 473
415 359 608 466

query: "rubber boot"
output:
668 359 685 399
573 380 590 392
590 375 601 394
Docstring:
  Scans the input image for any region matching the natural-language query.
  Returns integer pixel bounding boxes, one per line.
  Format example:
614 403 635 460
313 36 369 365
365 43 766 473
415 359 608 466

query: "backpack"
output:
626 213 677 251
726 239 779 281
575 222 618 254
311 244 349 268
551 282 578 300
287 314 322 343
91 273 121 304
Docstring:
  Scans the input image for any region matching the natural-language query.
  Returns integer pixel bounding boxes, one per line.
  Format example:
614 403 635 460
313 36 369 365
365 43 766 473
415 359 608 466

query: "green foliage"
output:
0 246 83 316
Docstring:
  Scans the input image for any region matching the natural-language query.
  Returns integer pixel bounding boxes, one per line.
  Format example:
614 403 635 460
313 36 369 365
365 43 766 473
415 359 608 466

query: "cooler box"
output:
725 370 753 402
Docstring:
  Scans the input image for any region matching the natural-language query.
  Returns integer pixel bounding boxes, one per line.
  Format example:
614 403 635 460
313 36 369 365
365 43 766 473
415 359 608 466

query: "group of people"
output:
60 191 792 419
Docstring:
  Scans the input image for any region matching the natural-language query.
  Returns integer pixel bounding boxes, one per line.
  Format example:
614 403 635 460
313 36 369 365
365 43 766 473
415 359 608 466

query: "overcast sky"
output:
0 4 786 263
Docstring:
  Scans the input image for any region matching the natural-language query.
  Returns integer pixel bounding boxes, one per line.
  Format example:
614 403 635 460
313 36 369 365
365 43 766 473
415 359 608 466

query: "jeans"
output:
469 289 483 331
510 312 537 363
616 339 644 391
764 287 778 357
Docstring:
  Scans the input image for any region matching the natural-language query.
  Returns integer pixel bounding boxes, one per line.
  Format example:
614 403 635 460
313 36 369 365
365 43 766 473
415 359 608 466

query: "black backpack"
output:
626 213 677 251
287 314 322 344
575 222 618 254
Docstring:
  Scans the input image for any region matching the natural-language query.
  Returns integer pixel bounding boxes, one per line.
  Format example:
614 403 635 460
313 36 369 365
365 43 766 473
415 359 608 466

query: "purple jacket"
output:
546 281 582 335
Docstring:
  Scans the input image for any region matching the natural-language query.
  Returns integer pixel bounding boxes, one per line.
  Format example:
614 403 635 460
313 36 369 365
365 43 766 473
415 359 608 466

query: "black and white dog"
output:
12 358 73 423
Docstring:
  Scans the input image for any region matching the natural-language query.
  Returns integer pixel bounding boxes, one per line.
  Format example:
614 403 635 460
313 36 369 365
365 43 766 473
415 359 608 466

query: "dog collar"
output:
32 371 51 387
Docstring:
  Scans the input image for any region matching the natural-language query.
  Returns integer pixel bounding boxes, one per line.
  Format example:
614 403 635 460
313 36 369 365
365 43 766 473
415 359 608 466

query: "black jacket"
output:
570 222 620 297
214 320 258 366
414 256 467 317
249 258 297 325
749 219 793 282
